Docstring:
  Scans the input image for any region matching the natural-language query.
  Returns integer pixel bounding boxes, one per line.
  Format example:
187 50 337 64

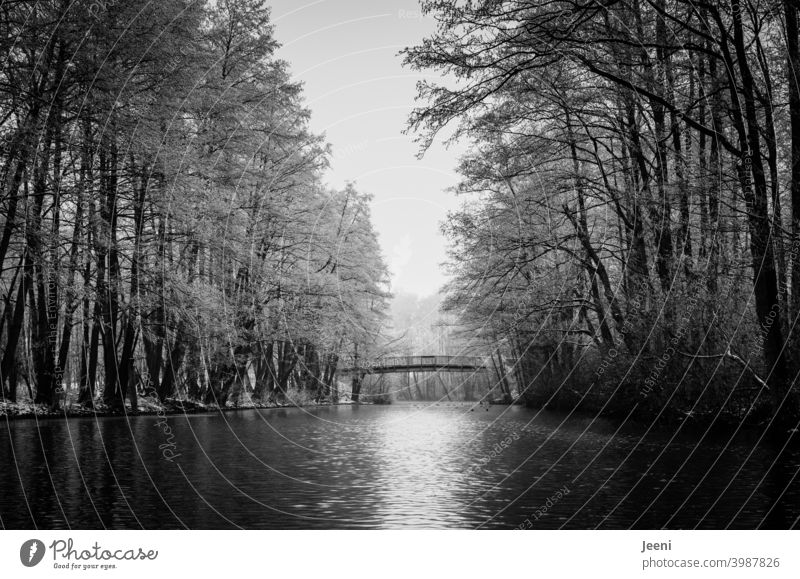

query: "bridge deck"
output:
338 355 486 374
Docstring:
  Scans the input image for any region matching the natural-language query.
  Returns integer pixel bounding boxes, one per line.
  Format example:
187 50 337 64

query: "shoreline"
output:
0 399 359 422
3 398 796 446
0 397 507 422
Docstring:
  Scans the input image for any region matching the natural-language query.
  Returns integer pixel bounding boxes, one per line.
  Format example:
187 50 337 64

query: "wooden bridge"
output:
338 355 487 374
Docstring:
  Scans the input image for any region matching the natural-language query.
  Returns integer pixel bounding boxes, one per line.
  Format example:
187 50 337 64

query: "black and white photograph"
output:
1 0 799 574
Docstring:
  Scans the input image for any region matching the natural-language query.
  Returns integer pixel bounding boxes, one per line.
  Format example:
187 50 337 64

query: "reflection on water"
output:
1 403 798 528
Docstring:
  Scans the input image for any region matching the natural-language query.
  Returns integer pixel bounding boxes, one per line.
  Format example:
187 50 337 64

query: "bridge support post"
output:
351 373 363 403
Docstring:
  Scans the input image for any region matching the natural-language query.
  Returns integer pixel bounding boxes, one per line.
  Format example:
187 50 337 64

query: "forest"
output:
0 0 391 414
4 0 800 434
404 0 800 431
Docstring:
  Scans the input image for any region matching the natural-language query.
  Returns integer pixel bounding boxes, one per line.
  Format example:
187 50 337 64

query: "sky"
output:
267 0 465 298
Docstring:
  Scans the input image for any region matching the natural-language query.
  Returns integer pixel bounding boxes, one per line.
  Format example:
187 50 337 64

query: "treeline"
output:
405 0 800 428
0 0 389 411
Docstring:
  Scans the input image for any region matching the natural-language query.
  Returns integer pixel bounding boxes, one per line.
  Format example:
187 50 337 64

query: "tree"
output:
405 0 800 430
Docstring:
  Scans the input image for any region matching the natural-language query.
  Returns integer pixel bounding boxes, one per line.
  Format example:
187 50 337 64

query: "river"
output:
1 402 797 528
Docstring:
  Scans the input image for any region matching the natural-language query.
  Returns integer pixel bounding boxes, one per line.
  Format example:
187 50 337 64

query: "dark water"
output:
1 403 798 529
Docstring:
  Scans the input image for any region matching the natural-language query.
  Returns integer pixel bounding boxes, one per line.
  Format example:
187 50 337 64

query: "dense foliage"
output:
0 0 390 411
405 0 800 429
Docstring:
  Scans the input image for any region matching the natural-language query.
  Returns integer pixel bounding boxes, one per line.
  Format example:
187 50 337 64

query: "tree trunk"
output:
730 0 791 418
786 0 800 325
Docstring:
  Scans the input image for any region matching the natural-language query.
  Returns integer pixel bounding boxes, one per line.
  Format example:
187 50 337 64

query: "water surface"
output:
1 403 797 528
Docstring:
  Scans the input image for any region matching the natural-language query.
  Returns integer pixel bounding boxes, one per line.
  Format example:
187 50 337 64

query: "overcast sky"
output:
267 0 465 298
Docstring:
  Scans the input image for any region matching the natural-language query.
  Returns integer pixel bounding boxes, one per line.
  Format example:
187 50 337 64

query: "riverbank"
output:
0 396 357 421
523 394 800 446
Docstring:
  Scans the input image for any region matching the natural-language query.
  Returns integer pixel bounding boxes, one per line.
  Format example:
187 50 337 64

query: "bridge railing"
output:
339 355 486 372
375 356 483 367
